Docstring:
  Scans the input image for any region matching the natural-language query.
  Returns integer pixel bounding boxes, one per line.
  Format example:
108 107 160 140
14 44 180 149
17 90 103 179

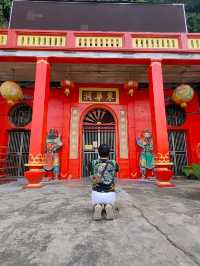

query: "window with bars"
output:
8 103 32 127
166 104 186 126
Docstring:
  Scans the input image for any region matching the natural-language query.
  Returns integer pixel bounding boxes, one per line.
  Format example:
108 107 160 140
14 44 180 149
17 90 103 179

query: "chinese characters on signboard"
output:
69 108 79 159
119 110 128 159
80 88 118 103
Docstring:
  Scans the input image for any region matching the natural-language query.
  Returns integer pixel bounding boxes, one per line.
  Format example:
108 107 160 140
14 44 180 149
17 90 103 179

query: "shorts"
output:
91 190 116 205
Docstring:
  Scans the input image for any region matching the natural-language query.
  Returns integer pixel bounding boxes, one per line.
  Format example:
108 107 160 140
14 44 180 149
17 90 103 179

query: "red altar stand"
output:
24 154 46 189
154 155 176 188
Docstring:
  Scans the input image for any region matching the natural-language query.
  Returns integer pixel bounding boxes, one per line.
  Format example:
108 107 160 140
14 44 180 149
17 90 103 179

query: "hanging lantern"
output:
128 80 138 89
124 80 138 96
172 84 194 108
60 80 73 88
0 81 23 105
60 80 74 96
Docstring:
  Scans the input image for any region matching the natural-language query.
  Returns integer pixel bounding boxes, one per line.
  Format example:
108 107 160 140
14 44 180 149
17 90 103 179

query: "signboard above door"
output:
80 88 119 104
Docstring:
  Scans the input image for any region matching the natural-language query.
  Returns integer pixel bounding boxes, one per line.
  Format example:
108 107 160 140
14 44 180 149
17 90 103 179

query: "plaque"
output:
69 108 79 159
119 110 128 159
80 88 119 103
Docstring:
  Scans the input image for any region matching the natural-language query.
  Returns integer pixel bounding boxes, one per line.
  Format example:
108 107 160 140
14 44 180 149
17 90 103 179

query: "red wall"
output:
0 85 200 178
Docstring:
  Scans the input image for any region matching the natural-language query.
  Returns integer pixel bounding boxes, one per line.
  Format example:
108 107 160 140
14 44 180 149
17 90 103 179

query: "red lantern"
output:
61 80 73 88
124 80 138 96
60 80 74 96
127 80 138 89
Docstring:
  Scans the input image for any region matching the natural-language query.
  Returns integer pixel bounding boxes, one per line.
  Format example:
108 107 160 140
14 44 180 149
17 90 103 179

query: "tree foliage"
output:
0 0 200 32
0 0 11 27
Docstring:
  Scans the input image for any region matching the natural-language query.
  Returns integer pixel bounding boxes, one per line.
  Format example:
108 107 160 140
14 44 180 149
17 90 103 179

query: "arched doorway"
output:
82 108 116 176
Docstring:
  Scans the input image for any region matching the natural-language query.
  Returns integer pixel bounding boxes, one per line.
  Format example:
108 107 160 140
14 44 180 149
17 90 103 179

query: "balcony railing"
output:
0 29 200 52
17 35 66 47
132 37 179 49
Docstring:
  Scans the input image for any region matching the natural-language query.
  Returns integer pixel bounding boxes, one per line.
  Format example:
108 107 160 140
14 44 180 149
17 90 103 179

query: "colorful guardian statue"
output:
44 128 63 179
136 129 154 179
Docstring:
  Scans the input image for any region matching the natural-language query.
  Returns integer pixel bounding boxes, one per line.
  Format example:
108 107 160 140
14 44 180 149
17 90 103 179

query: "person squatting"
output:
88 144 119 220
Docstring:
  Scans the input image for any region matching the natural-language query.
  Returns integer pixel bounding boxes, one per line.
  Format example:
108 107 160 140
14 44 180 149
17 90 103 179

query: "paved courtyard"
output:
0 179 200 266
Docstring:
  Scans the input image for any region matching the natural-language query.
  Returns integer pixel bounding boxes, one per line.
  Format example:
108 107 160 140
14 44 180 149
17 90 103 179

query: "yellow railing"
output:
75 36 123 48
188 39 200 49
132 37 179 49
17 35 66 47
1 30 200 51
0 34 7 45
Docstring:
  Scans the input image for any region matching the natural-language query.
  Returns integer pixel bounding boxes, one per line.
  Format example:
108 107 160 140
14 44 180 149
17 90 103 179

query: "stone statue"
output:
44 128 63 179
136 129 154 179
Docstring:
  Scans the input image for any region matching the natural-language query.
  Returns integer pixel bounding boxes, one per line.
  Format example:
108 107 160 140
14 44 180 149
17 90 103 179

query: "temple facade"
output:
0 2 200 187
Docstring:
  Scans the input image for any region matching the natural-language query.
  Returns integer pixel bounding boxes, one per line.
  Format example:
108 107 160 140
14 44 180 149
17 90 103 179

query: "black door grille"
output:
168 130 188 176
6 130 31 177
82 108 116 177
82 125 115 177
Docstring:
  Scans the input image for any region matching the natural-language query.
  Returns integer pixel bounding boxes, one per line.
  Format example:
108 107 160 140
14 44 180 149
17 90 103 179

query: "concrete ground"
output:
0 179 200 266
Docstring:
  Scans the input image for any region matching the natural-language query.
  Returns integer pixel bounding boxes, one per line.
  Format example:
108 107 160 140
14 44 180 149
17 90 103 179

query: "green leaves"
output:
2 0 11 20
0 0 11 27
187 13 200 32
182 164 200 179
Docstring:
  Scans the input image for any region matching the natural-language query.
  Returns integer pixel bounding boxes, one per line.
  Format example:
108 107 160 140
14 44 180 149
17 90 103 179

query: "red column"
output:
60 96 71 179
127 97 137 178
148 60 175 187
24 58 50 188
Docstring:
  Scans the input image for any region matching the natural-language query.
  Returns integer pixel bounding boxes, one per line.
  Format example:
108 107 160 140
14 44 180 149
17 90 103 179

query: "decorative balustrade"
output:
188 38 200 49
132 37 179 49
0 34 7 46
17 35 66 47
0 30 200 52
75 36 123 48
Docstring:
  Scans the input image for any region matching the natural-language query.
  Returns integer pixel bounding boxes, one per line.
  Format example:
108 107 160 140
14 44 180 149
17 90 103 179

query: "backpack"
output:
92 159 116 185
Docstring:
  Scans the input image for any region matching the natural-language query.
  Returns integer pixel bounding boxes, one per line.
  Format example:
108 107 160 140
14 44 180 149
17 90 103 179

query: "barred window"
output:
166 104 186 126
9 103 32 127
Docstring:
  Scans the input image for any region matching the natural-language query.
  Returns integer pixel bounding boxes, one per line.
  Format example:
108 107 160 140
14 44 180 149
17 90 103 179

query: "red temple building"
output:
0 1 200 187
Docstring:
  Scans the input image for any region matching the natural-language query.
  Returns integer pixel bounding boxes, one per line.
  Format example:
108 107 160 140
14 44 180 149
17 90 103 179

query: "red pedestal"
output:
155 165 176 188
24 169 45 188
